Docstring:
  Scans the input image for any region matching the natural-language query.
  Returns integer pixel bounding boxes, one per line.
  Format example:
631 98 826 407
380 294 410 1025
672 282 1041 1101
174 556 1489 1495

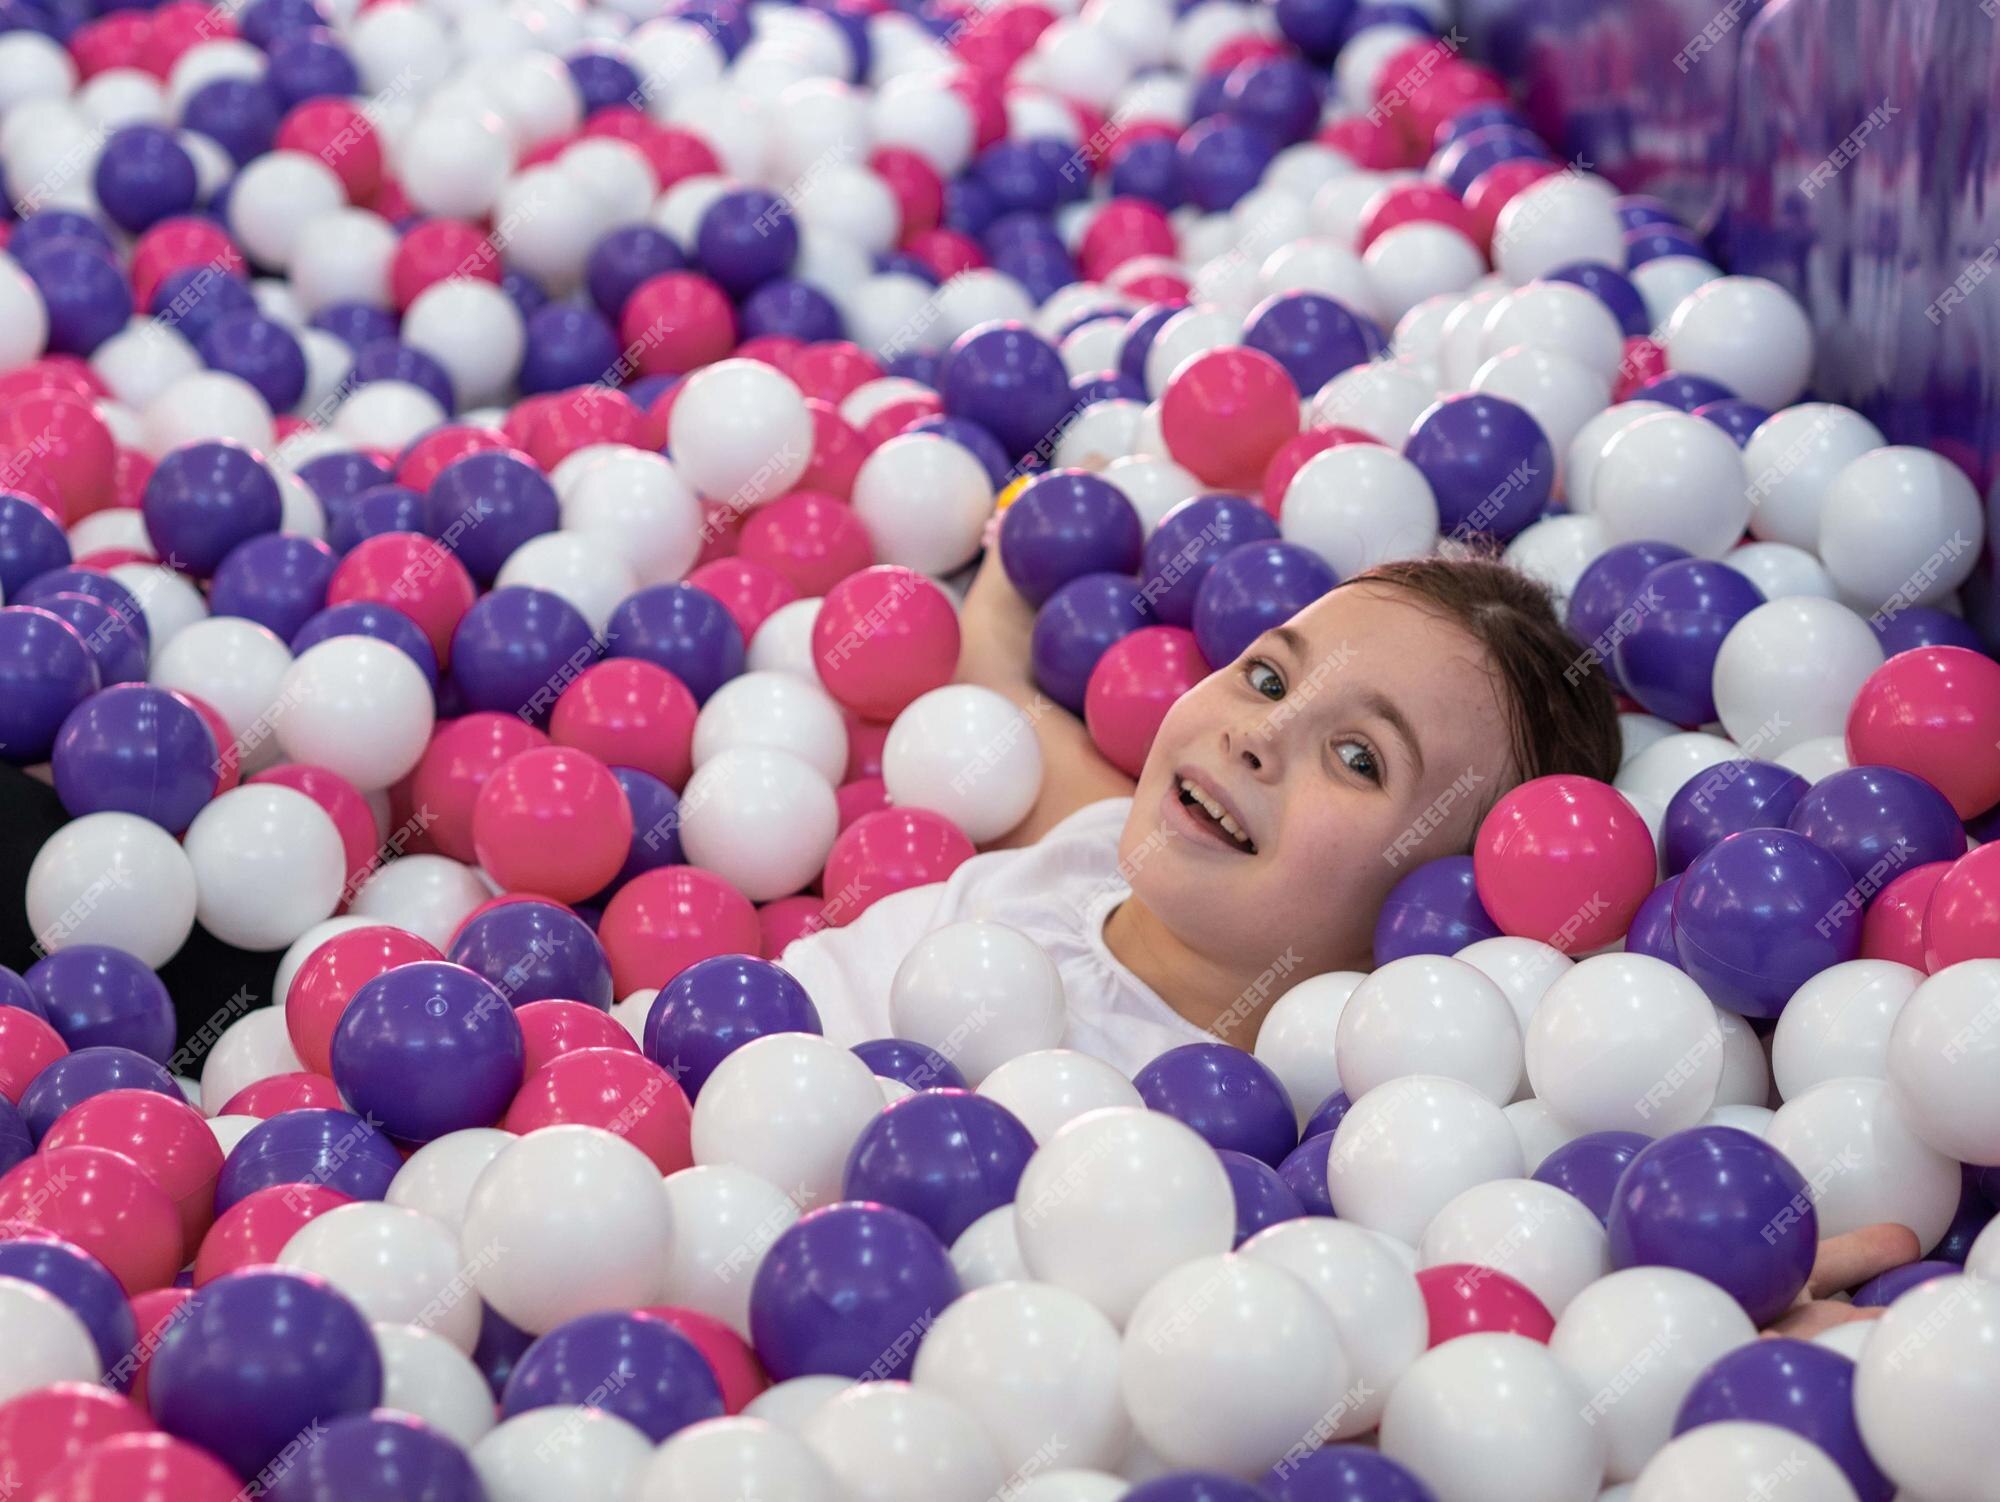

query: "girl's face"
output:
1121 582 1522 977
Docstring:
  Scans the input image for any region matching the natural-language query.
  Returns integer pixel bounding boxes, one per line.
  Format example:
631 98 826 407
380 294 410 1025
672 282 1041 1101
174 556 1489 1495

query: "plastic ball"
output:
849 432 994 576
449 901 612 1010
473 745 633 903
1591 410 1751 558
0 606 100 762
999 469 1145 607
214 1107 402 1213
330 961 524 1144
1159 345 1301 491
25 810 198 967
1672 1339 1887 1502
1845 645 2000 819
689 1031 883 1205
1713 597 1884 757
1673 829 1862 1019
810 565 961 721
1190 540 1335 669
326 531 478 666
271 634 435 792
1852 1274 2000 1500
1524 953 1724 1135
1474 775 1656 952
1083 625 1204 778
1336 954 1524 1106
1765 1076 1958 1246
182 782 345 950
644 953 820 1098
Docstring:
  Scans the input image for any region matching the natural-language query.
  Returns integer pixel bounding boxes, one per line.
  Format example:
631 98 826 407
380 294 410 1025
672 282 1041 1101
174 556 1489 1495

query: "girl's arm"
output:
956 547 1135 847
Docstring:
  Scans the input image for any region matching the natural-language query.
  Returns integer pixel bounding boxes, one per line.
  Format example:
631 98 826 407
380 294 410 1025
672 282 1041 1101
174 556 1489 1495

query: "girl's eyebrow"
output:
1358 690 1426 780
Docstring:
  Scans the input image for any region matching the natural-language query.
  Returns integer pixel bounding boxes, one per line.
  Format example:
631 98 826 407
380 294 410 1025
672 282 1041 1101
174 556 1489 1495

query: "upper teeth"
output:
1181 779 1251 847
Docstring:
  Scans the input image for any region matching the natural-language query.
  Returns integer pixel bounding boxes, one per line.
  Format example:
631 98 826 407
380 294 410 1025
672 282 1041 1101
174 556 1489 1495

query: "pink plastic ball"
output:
790 342 885 405
548 659 698 791
1846 646 2000 818
40 1089 225 1254
1862 861 1952 969
326 532 477 666
0 1145 183 1294
869 147 944 239
220 1072 345 1119
126 1286 189 1407
1474 775 1658 952
1079 198 1178 281
836 775 891 831
397 425 511 492
820 808 976 925
520 386 659 470
286 924 444 1076
1264 427 1379 516
70 12 150 78
170 691 239 795
473 746 633 903
621 272 737 378
1160 346 1301 492
598 867 762 995
0 389 115 522
0 1383 154 1496
686 557 800 642
516 999 641 1076
0 1006 67 1104
1357 181 1479 253
797 401 868 500
32 1433 243 1502
194 1184 351 1286
758 895 828 957
736 494 874 597
249 764 378 899
504 1047 693 1173
903 228 986 281
812 565 962 720
276 99 383 203
1462 158 1562 248
1416 1263 1555 1345
410 713 552 863
389 221 502 311
1613 337 1668 401
1085 626 1206 778
1317 115 1408 170
1924 844 2000 971
844 712 891 781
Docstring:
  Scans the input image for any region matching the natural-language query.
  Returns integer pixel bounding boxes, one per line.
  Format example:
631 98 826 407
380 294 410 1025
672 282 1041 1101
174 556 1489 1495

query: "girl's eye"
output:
1245 660 1286 701
1336 740 1381 784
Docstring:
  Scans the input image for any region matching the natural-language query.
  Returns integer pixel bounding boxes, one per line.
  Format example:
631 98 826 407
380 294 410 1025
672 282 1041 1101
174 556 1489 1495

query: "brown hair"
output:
1355 552 1623 790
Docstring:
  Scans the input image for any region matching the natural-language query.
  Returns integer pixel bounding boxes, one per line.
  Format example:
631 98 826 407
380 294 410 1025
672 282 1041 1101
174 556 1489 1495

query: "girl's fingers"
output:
1804 1223 1923 1301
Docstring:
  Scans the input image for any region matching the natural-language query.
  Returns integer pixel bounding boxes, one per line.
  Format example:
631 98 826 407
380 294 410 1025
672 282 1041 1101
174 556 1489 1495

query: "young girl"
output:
780 548 1622 1072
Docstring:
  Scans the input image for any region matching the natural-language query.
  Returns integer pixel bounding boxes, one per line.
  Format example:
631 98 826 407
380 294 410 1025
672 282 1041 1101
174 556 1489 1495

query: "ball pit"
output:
0 0 1995 1495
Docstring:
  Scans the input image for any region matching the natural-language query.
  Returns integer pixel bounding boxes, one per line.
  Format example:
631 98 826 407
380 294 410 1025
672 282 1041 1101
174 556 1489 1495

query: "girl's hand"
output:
1761 1223 1922 1339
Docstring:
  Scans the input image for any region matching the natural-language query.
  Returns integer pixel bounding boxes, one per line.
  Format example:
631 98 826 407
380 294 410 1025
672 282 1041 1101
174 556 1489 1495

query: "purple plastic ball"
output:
1693 399 1770 448
92 124 199 234
449 586 598 722
694 186 798 297
1403 393 1554 542
1032 570 1154 713
749 1201 961 1381
1532 1130 1651 1225
607 583 745 704
1266 1446 1438 1502
1543 260 1652 337
595 767 682 896
1673 1340 1890 1502
0 492 71 599
150 1268 382 1480
1660 759 1810 876
216 1108 405 1212
1608 1125 1816 1324
851 1038 968 1092
1127 1475 1273 1502
141 440 283 577
1625 874 1684 968
1140 494 1281 629
1613 558 1762 725
0 1235 141 1381
263 1412 485 1502
1191 541 1336 670
502 1311 725 1442
1631 371 1734 411
843 1088 1038 1243
18 1046 182 1142
1785 765 1967 887
25 945 176 1062
0 1096 28 1176
1373 854 1501 963
1242 291 1383 393
1219 1147 1306 1245
331 961 526 1143
940 321 1073 460
520 304 622 395
295 451 393 505
1177 116 1276 213
1000 469 1145 607
423 451 560 585
448 899 613 1011
197 310 308 412
16 239 132 355
208 532 339 642
1276 1129 1337 1216
1870 604 1985 657
27 589 147 686
1673 829 1864 1018
1565 539 1693 690
0 607 101 764
51 684 217 833
644 953 820 1096
1135 1042 1298 1166
1850 1259 1957 1309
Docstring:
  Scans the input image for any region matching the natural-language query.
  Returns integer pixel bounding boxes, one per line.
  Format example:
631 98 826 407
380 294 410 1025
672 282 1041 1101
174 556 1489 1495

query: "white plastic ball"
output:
1741 403 1885 550
1239 1217 1428 1438
198 1005 302 1114
1548 1267 1757 1482
1885 959 2000 1165
658 1165 802 1338
1630 255 1722 328
400 107 516 220
1417 1178 1611 1317
374 1322 497 1450
1337 954 1524 1105
1770 959 1922 1101
560 137 657 224
1362 221 1486 323
975 1049 1145 1144
1482 282 1627 378
331 381 448 451
287 208 399 313
1614 731 1739 807
347 854 489 952
1493 174 1625 283
690 1033 884 1206
1262 238 1378 314
182 783 345 950
1325 1075 1525 1245
1664 275 1815 409
1280 443 1440 577
1309 361 1435 445
1851 1273 2000 1501
637 1416 843 1502
1564 401 1674 512
1102 456 1202 533
494 531 638 636
1817 446 1984 612
482 51 584 147
1525 954 1724 1136
1504 515 1609 616
1453 935 1574 1049
471 1408 655 1502
950 1204 1029 1291
1472 344 1611 458
881 685 1044 845
747 598 823 681
1631 1421 1857 1502
743 1375 849 1434
1381 1333 1609 1502
1055 400 1146 470
693 670 848 786
140 370 275 456
278 1202 482 1353
1013 1107 1235 1324
1592 411 1751 557
228 151 347 272
402 279 526 410
26 811 197 968
91 319 201 410
668 359 813 508
1711 598 1884 755
387 1128 517 1236
0 1277 100 1402
850 433 993 576
1253 970 1363 1123
1720 541 1837 602
931 270 1038 345
461 1125 674 1334
1775 734 1850 782
913 1280 1131 1473
678 745 839 903
889 921 1066 1084
1764 1076 1959 1246
802 1383 1005 1502
1507 1098 1586 1173
1121 1253 1353 1476
273 636 436 792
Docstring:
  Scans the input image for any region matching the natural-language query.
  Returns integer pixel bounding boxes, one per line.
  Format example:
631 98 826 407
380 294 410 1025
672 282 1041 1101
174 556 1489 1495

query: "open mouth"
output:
1176 775 1256 854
